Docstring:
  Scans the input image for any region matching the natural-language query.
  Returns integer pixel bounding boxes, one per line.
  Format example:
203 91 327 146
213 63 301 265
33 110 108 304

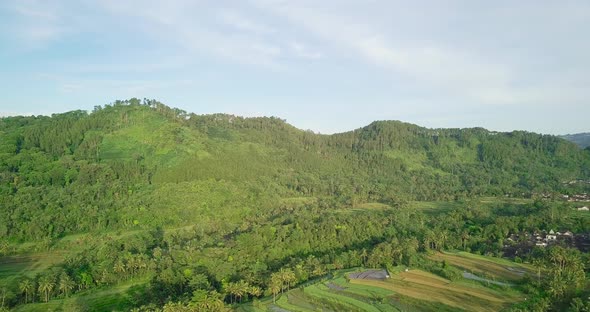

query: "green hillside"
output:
0 99 589 311
561 133 590 149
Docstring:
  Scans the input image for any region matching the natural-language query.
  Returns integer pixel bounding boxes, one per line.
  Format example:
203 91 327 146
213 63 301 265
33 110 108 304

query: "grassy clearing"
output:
384 149 427 170
430 251 533 282
408 201 463 215
12 279 147 312
478 196 532 205
409 197 533 215
0 251 65 283
355 202 392 210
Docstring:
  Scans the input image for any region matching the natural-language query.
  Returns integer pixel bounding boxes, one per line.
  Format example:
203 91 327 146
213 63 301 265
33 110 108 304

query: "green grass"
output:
303 284 383 312
0 251 65 283
276 293 315 312
408 201 463 215
430 251 534 282
409 197 533 215
384 149 427 170
355 202 392 210
350 269 519 312
13 279 147 312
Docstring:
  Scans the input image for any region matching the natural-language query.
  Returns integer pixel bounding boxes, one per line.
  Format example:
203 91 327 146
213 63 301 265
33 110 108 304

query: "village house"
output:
546 230 557 241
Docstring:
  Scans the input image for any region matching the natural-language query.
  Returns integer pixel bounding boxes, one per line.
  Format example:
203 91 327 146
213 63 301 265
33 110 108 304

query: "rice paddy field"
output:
238 252 529 312
429 251 535 282
10 279 147 312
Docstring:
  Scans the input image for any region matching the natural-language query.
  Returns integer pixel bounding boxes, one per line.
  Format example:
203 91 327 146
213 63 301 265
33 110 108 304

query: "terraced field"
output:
12 279 147 312
0 251 66 284
429 251 534 282
350 270 519 312
239 252 527 312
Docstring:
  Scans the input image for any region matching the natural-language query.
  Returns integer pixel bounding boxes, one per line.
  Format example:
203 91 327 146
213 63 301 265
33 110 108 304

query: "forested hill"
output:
1 99 589 241
561 132 590 148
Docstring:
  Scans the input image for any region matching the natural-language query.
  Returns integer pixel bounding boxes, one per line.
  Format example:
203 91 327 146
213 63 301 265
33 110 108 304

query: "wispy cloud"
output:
2 0 589 134
92 0 331 69
253 0 590 108
5 0 70 47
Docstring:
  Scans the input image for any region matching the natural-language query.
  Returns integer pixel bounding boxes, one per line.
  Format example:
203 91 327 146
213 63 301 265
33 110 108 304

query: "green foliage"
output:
1 99 589 311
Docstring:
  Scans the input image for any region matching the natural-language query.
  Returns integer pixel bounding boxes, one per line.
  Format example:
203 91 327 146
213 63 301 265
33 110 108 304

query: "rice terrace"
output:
238 251 533 312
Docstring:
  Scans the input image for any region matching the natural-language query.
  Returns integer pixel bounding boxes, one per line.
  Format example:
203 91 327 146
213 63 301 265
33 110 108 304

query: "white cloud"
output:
91 0 326 68
4 0 74 47
252 0 590 108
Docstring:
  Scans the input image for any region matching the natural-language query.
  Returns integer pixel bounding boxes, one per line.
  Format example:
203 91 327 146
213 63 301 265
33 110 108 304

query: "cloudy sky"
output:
1 0 589 134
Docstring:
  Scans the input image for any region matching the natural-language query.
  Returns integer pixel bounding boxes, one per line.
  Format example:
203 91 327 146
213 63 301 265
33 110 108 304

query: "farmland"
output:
238 252 528 312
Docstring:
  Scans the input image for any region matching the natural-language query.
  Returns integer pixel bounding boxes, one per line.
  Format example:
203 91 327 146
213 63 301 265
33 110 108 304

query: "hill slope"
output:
1 99 589 241
561 132 590 148
1 99 590 311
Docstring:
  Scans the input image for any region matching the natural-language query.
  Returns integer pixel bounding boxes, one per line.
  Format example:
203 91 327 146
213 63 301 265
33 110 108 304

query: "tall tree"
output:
18 279 33 304
38 276 55 303
58 273 75 298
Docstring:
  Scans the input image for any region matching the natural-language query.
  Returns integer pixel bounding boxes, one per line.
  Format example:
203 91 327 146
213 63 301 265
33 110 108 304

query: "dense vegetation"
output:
0 99 589 311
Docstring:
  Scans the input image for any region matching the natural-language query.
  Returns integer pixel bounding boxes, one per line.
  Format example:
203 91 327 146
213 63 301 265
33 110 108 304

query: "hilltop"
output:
1 99 589 311
1 99 589 242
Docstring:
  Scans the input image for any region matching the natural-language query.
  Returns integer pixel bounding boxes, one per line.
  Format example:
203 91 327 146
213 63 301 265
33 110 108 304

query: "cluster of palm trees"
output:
268 268 297 303
544 246 586 298
113 254 150 279
222 280 261 304
18 273 75 304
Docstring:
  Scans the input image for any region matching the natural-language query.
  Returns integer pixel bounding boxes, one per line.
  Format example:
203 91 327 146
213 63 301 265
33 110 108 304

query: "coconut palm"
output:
248 285 262 298
269 277 281 304
280 268 296 292
234 280 249 303
58 273 75 298
531 258 545 285
19 279 33 303
38 276 55 303
223 281 236 304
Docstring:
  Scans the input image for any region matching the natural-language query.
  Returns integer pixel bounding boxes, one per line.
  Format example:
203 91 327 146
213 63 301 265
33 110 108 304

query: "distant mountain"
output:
561 133 590 148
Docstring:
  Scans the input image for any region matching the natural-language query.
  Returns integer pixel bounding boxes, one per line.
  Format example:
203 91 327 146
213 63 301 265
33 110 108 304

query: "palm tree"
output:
269 278 281 304
360 249 368 267
234 280 249 303
0 287 14 308
248 285 262 298
38 276 55 303
19 279 33 303
531 258 545 285
460 230 470 250
223 282 237 304
282 269 296 292
58 274 75 298
197 291 228 311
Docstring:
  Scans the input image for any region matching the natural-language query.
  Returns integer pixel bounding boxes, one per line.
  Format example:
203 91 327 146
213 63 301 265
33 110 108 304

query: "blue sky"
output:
1 0 589 134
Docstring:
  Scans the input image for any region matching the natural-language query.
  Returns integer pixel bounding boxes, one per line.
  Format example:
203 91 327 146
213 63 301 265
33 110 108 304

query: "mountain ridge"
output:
1 99 589 242
561 132 590 149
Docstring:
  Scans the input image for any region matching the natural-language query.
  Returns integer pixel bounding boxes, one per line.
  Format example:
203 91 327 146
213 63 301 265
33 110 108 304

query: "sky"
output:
0 0 589 135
